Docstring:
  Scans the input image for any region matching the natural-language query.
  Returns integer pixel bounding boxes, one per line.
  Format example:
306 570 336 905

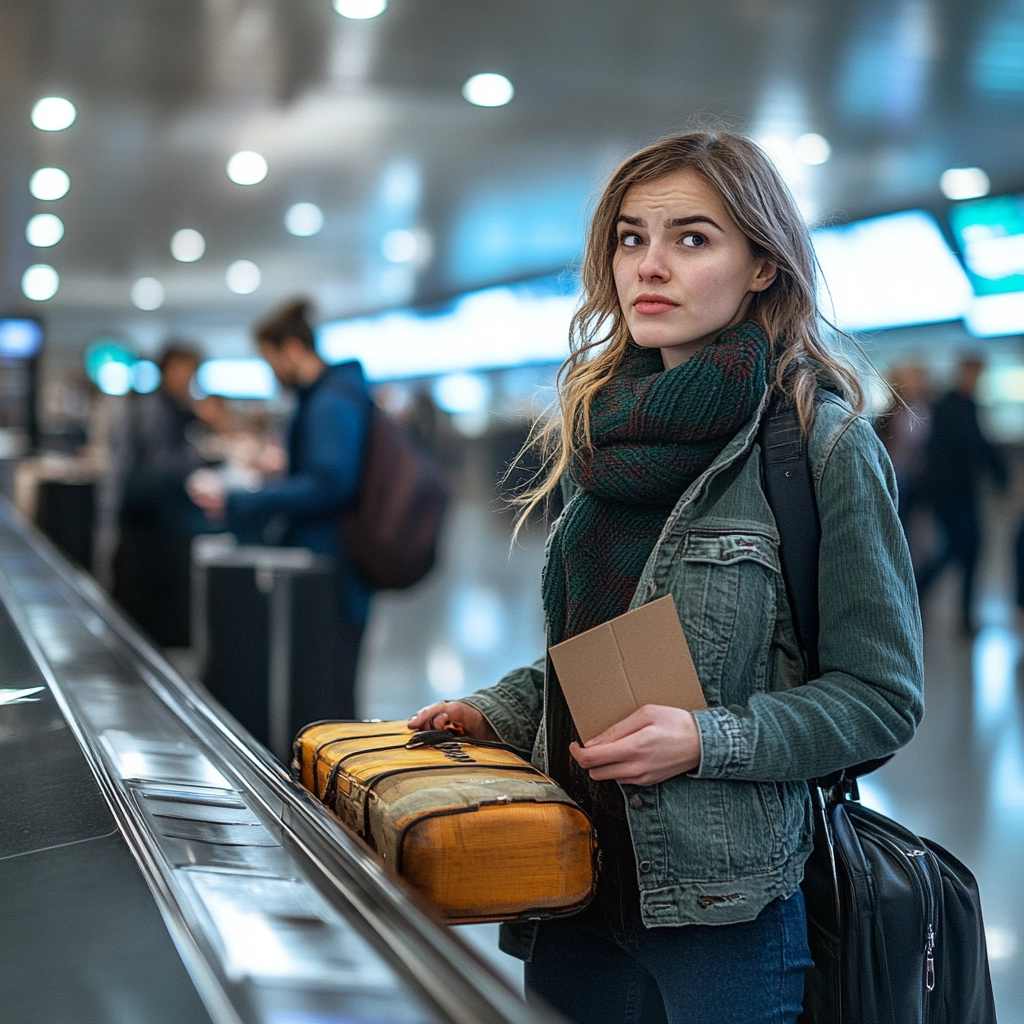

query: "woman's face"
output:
612 168 777 370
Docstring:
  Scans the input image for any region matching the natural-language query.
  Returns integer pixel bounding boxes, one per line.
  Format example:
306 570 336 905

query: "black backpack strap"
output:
760 391 894 786
759 393 821 680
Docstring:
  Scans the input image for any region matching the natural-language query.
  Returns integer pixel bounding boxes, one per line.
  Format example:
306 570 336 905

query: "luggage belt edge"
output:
0 499 559 1024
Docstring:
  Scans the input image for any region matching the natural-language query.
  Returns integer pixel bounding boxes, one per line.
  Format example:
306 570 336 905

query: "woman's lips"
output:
633 299 678 315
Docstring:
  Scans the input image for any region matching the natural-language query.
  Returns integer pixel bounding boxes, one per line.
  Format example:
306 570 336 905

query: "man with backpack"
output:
188 299 371 719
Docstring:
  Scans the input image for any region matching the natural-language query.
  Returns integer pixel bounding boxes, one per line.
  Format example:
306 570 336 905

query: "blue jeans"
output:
525 889 812 1024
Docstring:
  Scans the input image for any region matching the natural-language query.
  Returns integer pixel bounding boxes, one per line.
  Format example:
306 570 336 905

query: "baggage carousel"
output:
0 499 558 1024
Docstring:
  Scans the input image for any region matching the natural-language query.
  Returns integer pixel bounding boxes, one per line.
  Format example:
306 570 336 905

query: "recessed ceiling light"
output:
226 260 261 295
462 73 515 107
226 151 268 186
29 167 71 201
940 167 990 201
26 214 65 248
333 0 387 18
131 277 165 311
171 228 206 262
795 133 832 165
285 202 324 237
22 264 59 302
31 97 77 132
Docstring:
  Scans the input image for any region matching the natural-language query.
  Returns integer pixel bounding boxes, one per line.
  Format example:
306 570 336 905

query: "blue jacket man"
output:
226 359 371 624
190 300 371 718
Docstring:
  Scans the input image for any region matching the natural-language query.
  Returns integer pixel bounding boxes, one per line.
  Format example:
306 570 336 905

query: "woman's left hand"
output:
569 704 701 787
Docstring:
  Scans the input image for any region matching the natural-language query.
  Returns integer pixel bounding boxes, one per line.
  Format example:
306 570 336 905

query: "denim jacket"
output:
464 392 924 959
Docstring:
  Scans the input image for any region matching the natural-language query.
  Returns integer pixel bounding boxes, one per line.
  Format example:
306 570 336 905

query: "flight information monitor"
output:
196 358 278 400
317 274 577 381
0 318 43 359
812 211 973 332
949 193 1024 337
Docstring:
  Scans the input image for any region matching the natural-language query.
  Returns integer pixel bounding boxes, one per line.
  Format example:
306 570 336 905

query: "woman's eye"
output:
620 232 643 248
681 233 706 248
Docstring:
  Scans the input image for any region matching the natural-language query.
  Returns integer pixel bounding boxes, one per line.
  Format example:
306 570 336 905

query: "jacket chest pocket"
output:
669 531 780 707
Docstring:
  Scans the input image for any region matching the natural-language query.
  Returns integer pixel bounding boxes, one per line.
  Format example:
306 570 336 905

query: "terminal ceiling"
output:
1 0 1023 350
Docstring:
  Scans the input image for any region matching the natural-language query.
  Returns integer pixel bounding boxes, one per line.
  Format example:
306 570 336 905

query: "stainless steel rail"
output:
0 500 560 1024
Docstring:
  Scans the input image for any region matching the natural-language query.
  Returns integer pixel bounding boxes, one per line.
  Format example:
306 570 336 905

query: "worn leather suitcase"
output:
293 720 597 924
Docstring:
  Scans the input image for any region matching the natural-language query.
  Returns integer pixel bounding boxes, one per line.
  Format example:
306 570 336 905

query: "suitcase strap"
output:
315 739 426 797
316 730 526 799
322 744 545 810
405 729 523 755
352 762 549 839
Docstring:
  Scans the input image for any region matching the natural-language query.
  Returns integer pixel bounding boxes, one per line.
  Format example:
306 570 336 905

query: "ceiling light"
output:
22 265 59 302
131 277 165 311
333 0 387 18
226 151 268 186
31 96 77 132
285 202 324 237
226 260 261 295
940 167 991 201
26 214 65 248
29 167 70 201
462 73 515 107
795 133 832 165
171 228 206 262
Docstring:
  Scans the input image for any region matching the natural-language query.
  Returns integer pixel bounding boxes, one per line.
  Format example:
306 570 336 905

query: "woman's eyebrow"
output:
616 214 724 231
667 215 723 230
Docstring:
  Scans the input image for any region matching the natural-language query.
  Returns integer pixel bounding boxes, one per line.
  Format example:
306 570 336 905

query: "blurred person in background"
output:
193 395 287 491
876 363 931 537
105 344 210 647
188 299 371 720
916 357 1007 634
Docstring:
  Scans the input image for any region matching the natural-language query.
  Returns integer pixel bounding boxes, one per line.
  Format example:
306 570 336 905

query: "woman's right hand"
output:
407 701 499 742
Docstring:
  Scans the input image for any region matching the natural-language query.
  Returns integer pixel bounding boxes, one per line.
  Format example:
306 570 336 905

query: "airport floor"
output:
355 442 1024 1020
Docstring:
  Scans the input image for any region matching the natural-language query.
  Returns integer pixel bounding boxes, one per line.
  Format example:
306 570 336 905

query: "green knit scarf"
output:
543 319 769 647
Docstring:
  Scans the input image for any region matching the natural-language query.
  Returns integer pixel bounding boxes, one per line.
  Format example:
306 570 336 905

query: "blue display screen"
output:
317 274 577 381
0 319 43 359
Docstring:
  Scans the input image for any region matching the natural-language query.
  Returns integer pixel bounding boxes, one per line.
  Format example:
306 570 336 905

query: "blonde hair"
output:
512 129 865 531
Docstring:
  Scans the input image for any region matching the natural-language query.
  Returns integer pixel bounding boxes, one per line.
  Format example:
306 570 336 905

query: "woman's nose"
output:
637 241 670 281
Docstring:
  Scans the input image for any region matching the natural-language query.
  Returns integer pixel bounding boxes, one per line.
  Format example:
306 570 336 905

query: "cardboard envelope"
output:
548 595 707 743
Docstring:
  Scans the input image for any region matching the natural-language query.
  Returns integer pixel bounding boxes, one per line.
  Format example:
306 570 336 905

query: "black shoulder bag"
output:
759 394 997 1024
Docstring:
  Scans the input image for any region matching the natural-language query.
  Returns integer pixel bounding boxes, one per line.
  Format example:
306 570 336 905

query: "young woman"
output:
409 131 924 1024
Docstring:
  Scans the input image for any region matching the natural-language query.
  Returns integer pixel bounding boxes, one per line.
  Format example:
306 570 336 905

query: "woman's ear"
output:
749 259 778 293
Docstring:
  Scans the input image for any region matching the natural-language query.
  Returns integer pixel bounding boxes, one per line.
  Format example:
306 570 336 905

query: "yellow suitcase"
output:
293 720 597 924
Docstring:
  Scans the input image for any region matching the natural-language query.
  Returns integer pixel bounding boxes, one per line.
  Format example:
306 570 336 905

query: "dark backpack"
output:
759 394 997 1024
337 392 448 591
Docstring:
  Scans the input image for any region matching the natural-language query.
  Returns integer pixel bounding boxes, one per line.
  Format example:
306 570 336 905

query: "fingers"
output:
570 736 643 769
407 701 459 730
407 701 448 729
406 701 496 742
586 705 659 747
571 744 648 784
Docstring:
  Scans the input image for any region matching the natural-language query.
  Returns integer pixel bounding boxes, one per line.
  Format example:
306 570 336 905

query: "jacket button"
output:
629 794 644 810
639 860 651 873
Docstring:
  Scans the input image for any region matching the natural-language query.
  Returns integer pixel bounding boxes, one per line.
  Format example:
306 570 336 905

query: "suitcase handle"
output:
406 729 521 755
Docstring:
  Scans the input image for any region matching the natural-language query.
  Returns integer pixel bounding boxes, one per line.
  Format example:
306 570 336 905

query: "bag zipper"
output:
867 828 939 1011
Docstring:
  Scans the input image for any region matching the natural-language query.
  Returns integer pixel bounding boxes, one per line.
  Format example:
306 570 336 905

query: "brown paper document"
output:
548 595 707 743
